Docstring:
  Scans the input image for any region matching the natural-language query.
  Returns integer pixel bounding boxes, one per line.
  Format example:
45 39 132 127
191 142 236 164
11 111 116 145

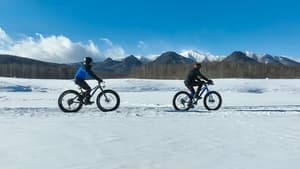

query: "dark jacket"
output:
184 68 209 86
75 64 101 81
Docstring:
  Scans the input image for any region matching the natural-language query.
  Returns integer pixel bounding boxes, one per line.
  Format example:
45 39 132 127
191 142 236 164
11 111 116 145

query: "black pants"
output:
184 80 204 97
75 78 91 95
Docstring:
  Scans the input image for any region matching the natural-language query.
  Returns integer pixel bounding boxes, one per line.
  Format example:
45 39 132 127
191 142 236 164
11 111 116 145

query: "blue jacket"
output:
75 64 101 81
75 65 89 80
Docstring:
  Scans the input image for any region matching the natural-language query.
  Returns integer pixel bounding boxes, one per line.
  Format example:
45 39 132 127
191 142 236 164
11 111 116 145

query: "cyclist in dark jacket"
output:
74 57 102 104
184 63 213 98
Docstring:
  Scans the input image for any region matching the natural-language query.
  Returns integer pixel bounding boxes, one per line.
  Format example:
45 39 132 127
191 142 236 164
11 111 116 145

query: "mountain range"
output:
180 50 300 67
1 50 300 78
93 55 142 73
244 51 300 67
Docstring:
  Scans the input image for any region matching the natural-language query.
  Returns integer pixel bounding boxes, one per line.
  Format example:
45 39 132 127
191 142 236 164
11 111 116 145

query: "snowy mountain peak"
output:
180 50 223 62
152 51 194 64
245 51 264 61
244 51 300 67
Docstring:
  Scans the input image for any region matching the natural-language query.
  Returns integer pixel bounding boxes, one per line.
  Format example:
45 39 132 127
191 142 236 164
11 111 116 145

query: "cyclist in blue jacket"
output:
75 57 102 104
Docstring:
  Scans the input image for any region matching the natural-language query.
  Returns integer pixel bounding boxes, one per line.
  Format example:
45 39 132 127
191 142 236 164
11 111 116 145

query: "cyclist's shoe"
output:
84 100 94 105
196 96 202 99
188 103 194 108
83 94 94 105
84 96 94 105
193 95 202 99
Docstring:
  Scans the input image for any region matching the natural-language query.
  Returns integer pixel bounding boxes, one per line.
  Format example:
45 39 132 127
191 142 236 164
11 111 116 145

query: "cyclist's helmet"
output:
84 57 93 66
194 62 201 69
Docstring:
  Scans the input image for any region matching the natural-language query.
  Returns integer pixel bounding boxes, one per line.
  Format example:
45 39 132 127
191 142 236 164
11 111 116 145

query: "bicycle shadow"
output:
165 109 210 113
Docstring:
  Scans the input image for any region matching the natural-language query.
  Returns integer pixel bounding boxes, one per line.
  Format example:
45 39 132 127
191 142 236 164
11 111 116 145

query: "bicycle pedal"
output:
84 100 94 105
188 104 194 108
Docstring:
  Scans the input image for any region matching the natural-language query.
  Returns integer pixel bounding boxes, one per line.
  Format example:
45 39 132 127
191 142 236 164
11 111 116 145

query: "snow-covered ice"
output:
0 77 300 169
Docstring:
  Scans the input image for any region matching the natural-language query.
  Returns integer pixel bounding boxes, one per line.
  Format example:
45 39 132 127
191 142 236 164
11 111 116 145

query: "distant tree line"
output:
1 62 300 79
130 62 300 79
0 63 76 79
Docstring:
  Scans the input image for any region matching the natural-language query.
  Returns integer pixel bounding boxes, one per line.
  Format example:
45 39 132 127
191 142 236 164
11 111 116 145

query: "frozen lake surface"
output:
0 77 300 169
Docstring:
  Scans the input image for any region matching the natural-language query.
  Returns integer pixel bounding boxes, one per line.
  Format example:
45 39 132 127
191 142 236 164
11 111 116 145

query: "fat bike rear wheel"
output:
58 90 83 113
173 91 193 111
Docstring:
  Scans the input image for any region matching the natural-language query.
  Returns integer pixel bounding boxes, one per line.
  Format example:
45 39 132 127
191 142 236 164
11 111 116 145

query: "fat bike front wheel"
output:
96 90 120 112
203 91 222 111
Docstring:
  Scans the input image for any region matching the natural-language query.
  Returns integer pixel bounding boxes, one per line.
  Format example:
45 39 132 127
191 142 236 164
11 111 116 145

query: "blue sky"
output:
1 0 300 62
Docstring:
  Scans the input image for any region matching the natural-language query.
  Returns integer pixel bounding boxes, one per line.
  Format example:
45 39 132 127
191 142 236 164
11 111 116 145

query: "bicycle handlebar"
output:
98 81 106 88
204 81 214 85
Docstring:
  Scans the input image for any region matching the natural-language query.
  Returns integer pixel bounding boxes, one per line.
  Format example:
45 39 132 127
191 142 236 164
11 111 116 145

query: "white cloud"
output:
0 27 13 46
100 38 113 46
104 46 126 60
100 37 127 59
0 27 102 63
137 40 146 49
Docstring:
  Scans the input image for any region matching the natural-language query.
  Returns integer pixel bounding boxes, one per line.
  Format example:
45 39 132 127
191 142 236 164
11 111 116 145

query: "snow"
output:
245 51 264 61
180 50 224 62
0 77 300 169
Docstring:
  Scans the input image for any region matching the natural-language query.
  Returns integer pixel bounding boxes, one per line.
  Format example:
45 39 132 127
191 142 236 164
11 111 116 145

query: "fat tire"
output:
58 90 83 113
203 91 222 111
96 90 120 112
173 91 192 111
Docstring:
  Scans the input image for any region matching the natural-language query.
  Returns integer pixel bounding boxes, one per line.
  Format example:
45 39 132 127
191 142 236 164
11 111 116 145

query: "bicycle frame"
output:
198 84 210 97
79 83 105 98
193 83 211 103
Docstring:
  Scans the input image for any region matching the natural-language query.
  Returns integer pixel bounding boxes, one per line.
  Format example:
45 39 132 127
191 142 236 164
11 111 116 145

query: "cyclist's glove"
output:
207 79 213 85
98 79 103 83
